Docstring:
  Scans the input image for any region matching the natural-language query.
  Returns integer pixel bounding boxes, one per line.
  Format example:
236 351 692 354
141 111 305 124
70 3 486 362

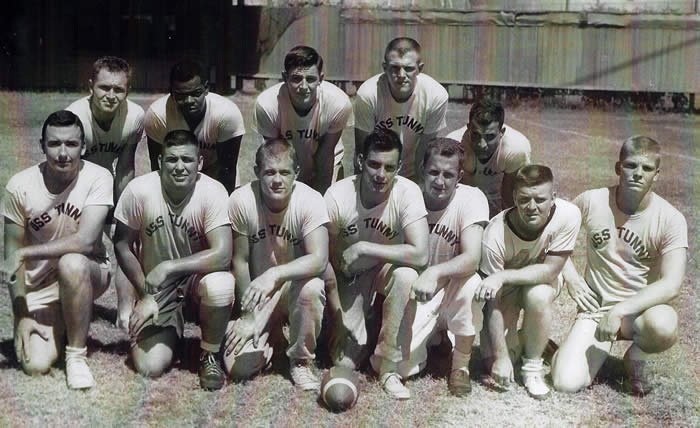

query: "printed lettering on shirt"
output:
363 217 400 240
429 223 459 247
248 225 302 246
376 115 425 134
84 142 123 157
284 129 320 142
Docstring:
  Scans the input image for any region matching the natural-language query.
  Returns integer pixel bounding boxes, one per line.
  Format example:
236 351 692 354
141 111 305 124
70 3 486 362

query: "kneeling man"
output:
552 136 687 395
223 139 329 391
477 165 580 399
114 130 235 390
1 110 113 389
325 127 429 400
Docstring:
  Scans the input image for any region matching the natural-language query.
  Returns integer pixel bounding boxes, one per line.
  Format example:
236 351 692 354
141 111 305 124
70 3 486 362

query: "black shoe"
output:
448 369 472 397
199 351 225 391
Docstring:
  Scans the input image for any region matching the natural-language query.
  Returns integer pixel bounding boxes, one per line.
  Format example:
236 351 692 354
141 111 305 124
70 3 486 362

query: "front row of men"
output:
1 111 687 402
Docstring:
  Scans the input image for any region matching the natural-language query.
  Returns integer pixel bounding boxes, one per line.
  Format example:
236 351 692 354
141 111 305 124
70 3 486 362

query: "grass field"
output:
0 90 697 427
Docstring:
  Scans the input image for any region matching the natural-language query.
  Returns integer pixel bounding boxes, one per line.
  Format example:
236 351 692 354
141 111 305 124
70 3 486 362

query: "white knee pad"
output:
198 272 235 307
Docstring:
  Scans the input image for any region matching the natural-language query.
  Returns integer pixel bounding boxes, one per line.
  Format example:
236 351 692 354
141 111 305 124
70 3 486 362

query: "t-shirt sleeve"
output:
399 182 428 228
1 183 25 226
548 203 581 256
502 136 531 174
253 98 279 139
113 184 142 231
217 101 246 141
353 91 376 132
423 88 448 135
327 95 354 134
144 106 167 143
660 209 688 254
128 109 145 146
572 192 588 222
324 190 342 236
301 189 330 238
460 188 490 231
203 183 231 233
480 233 505 277
228 191 251 236
85 169 115 207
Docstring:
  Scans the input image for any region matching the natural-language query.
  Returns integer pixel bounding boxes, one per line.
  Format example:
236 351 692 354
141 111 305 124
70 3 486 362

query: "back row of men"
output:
0 38 687 404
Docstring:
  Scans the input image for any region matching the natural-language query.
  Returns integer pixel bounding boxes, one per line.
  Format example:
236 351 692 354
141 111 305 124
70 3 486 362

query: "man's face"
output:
159 144 202 193
422 152 462 205
284 65 323 108
468 120 504 162
256 153 297 207
616 152 659 196
89 69 128 115
360 148 401 197
171 76 208 118
42 125 84 176
382 50 422 101
513 182 555 233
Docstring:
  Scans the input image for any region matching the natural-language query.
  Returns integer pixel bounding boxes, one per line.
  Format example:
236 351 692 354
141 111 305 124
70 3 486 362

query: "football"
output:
320 366 360 412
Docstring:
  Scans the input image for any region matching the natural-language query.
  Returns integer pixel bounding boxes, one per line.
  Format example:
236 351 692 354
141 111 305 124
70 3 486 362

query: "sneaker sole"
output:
200 377 225 391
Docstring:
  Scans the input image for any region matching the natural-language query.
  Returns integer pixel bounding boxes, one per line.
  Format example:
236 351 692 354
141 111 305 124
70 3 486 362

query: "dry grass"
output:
0 91 698 427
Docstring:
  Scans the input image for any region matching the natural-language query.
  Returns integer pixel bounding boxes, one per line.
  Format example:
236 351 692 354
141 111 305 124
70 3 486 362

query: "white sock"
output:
452 348 471 372
521 357 544 373
65 346 87 358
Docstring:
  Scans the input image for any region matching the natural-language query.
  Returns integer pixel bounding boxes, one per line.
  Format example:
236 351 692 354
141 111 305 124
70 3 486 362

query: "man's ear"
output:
281 71 288 83
552 191 557 200
202 81 210 97
457 169 464 183
418 61 425 74
653 168 660 182
80 142 87 157
198 155 203 172
357 153 365 171
614 161 622 176
319 72 325 83
381 62 388 74
39 139 46 154
158 154 163 171
88 79 94 97
253 165 260 177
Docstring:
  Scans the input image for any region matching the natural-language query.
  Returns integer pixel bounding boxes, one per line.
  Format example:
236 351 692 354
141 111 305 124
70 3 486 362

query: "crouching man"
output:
114 130 234 390
552 136 687 395
477 165 580 399
1 110 113 389
324 128 429 400
223 139 329 391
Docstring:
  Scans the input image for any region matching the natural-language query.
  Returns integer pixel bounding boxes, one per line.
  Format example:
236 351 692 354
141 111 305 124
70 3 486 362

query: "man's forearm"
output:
8 266 29 319
427 252 480 285
163 248 231 283
612 279 680 318
497 262 563 288
359 242 428 270
114 241 147 297
20 234 99 261
265 253 326 287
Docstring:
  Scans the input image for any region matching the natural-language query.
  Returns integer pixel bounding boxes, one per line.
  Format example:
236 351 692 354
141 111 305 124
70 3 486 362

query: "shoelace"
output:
292 365 317 384
201 353 223 377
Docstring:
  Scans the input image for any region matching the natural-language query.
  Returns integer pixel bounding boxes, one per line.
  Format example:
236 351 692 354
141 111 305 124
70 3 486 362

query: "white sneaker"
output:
65 347 95 390
290 359 320 391
381 372 411 400
520 357 550 400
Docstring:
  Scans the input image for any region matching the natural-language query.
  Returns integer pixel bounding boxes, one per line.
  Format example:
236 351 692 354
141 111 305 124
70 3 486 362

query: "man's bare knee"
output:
637 305 678 353
552 351 591 393
296 277 325 306
57 253 91 288
522 284 555 312
20 350 57 376
391 267 419 286
131 345 174 378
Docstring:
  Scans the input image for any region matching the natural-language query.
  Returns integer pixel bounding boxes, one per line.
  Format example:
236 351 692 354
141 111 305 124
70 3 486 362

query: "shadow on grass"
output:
93 303 117 325
0 339 17 369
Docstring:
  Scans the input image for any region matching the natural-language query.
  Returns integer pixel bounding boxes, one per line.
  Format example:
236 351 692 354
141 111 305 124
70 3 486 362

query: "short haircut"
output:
162 130 199 155
255 138 298 170
423 138 465 172
362 127 403 158
91 56 131 83
169 60 206 89
384 37 421 62
284 45 324 74
512 164 554 192
619 135 661 167
41 110 85 143
469 96 505 128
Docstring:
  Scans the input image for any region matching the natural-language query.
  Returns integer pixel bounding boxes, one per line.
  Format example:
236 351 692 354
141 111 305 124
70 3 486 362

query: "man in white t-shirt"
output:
0 111 113 390
446 96 531 218
324 128 429 400
552 136 687 396
386 138 489 397
66 56 145 332
223 139 328 392
354 37 448 181
114 130 235 391
145 60 245 193
477 165 581 399
254 46 353 194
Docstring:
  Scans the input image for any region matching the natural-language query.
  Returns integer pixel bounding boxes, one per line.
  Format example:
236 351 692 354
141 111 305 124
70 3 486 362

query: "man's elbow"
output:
410 250 429 271
211 249 233 272
310 252 329 277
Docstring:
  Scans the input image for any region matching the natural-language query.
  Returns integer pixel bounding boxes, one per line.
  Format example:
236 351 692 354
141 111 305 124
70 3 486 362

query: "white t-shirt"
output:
1 161 113 289
254 81 353 183
446 124 531 217
114 171 230 275
480 199 581 276
574 187 688 310
325 175 427 253
144 92 246 178
66 97 145 175
228 181 329 279
354 73 448 180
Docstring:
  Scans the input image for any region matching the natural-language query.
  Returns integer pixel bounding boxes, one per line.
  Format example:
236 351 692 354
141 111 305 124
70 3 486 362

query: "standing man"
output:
477 165 580 399
552 136 687 395
67 55 145 330
353 37 448 182
446 96 531 218
399 138 490 397
254 46 353 194
0 110 114 389
223 139 328 391
324 128 429 400
114 130 235 391
145 60 245 194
